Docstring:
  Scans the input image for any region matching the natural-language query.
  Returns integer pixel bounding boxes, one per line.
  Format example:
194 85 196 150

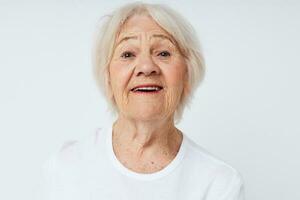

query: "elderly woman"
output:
42 2 245 200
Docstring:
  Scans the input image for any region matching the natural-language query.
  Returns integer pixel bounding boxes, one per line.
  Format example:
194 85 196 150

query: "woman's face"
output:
109 14 188 121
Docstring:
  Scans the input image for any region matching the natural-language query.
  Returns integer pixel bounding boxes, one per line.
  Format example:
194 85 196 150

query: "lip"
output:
131 84 163 91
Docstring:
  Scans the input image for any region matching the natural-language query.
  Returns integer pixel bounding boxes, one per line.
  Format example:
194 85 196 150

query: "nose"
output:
134 53 161 77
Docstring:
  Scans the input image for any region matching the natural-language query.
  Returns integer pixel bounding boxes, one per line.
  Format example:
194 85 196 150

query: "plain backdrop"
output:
0 0 299 199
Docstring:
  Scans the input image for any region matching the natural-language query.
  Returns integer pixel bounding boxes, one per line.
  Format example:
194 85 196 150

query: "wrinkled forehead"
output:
116 31 176 47
115 14 176 45
108 13 187 58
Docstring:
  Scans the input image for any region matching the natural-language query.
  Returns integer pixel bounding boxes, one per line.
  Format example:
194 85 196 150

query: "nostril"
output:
136 65 160 76
142 70 158 76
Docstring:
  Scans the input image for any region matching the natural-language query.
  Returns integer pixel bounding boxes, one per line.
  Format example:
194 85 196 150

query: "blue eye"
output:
121 51 135 58
158 51 171 57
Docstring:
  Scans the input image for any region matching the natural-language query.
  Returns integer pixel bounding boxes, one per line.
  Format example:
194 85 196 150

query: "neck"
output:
112 114 181 160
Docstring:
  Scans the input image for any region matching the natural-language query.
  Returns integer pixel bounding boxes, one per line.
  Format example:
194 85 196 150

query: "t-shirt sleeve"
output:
220 172 245 200
40 141 82 200
41 152 70 200
205 167 245 200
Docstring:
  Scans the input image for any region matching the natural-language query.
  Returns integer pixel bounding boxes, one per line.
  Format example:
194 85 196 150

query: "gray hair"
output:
92 2 205 123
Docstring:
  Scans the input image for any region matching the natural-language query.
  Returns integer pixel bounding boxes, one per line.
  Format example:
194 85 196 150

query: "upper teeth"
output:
133 86 161 92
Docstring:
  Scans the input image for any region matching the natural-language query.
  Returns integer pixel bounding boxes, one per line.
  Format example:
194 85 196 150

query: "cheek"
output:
109 62 132 98
163 62 186 88
161 62 187 111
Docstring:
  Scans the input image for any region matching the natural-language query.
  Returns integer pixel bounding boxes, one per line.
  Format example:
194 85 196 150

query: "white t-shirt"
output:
42 124 245 200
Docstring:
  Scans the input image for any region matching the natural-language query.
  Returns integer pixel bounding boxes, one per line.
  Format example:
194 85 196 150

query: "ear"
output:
180 68 191 104
183 82 191 99
106 69 114 100
183 67 191 95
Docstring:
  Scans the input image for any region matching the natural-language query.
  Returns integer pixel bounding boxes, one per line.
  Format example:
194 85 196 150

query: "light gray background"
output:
0 0 299 199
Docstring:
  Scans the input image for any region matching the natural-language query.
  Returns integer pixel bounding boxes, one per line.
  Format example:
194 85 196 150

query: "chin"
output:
128 108 165 121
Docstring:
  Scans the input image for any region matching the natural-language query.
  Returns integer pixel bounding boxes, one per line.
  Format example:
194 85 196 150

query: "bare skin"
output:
109 14 188 173
112 115 183 173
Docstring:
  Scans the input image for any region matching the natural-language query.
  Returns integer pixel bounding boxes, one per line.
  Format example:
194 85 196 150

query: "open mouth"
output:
130 85 163 94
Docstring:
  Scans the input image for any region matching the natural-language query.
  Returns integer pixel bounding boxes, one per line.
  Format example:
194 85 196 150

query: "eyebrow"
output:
151 34 175 45
115 34 175 48
116 35 138 47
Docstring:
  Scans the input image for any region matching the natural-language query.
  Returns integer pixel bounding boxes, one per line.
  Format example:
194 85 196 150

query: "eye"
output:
121 51 135 59
158 51 171 57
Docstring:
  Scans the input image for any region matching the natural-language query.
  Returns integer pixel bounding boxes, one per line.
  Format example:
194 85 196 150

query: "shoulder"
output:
183 135 245 194
182 135 245 199
42 128 103 173
41 128 105 199
184 135 238 169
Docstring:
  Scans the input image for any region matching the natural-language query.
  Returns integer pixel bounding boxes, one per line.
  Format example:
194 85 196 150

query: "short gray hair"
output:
92 2 205 123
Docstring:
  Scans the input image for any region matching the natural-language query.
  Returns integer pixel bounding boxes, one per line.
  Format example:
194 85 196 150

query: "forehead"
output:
121 14 166 33
116 14 174 43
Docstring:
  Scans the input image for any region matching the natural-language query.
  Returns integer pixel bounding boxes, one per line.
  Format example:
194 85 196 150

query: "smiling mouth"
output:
130 85 163 94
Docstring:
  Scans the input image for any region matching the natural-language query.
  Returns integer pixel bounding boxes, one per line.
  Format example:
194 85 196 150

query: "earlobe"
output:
105 73 113 99
183 70 191 96
184 82 191 97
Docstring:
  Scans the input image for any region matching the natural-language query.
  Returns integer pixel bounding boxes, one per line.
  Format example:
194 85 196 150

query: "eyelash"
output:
158 51 171 57
120 51 171 59
121 51 135 59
